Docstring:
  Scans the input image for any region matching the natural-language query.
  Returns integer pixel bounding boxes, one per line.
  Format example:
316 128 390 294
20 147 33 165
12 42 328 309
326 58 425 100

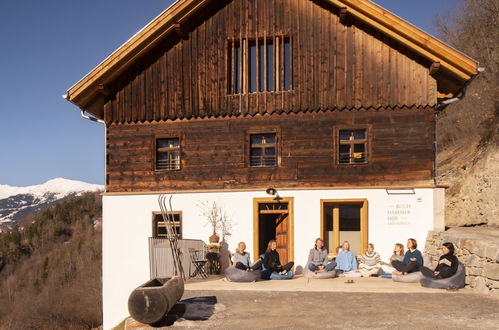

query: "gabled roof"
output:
65 0 479 118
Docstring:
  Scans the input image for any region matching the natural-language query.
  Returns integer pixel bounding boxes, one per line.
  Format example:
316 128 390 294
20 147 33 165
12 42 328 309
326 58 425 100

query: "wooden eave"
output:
65 0 479 119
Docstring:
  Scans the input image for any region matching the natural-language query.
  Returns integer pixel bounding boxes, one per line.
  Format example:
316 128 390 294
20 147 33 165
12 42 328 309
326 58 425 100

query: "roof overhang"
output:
65 0 479 119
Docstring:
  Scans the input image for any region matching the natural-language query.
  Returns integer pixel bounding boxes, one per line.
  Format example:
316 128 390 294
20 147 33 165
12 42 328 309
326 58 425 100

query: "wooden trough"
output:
128 276 184 325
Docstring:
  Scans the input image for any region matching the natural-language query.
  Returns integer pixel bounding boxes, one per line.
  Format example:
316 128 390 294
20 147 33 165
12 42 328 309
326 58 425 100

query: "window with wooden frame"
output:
338 129 368 164
155 137 180 170
250 133 277 167
152 212 182 239
228 36 291 94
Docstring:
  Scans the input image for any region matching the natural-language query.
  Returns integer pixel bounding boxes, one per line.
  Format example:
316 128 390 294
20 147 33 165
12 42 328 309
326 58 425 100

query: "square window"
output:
153 213 182 239
156 137 181 170
250 133 277 167
338 129 368 164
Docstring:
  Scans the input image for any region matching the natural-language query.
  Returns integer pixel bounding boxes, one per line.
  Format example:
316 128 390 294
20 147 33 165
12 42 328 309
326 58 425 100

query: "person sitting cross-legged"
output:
261 240 294 279
307 238 337 274
392 238 424 275
420 242 459 279
335 241 358 275
232 241 263 272
358 243 381 277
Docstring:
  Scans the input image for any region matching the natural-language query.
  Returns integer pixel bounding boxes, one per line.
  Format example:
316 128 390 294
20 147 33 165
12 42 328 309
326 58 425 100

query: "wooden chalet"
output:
65 1 478 328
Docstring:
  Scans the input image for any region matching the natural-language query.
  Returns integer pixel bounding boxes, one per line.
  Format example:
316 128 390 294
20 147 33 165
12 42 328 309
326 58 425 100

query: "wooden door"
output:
275 213 289 264
254 198 294 265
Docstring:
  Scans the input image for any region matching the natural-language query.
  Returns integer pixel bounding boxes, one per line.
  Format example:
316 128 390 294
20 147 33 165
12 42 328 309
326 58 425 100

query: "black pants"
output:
392 260 420 273
235 260 263 271
421 266 437 278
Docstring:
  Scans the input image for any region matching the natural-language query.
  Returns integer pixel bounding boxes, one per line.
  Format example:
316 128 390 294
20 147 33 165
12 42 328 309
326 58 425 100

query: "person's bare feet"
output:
392 271 403 275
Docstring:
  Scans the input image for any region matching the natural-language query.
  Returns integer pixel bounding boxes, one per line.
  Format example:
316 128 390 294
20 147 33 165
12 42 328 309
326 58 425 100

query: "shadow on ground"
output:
151 296 217 327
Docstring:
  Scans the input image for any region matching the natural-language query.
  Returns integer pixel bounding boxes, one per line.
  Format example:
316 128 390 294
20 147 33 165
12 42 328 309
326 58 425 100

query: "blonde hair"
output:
342 241 350 251
236 241 246 254
394 243 405 256
266 240 277 253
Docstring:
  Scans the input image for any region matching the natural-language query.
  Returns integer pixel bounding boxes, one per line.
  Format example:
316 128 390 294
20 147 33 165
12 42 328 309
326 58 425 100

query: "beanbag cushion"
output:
392 271 423 283
270 270 294 280
419 263 466 289
303 264 337 279
224 267 261 282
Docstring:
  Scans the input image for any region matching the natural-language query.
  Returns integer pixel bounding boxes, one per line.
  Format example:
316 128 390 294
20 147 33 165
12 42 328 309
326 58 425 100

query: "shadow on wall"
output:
153 296 218 327
220 239 230 272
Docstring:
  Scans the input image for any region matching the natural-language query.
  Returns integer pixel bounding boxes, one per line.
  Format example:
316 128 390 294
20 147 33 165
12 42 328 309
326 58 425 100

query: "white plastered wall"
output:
102 187 443 329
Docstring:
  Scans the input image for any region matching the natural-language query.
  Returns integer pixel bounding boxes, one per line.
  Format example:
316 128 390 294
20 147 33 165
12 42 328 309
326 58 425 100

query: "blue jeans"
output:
308 261 337 272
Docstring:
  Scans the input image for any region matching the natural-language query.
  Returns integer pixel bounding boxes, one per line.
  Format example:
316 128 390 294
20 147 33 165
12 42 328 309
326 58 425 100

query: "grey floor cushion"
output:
420 263 466 289
303 264 337 279
224 267 261 282
392 271 423 283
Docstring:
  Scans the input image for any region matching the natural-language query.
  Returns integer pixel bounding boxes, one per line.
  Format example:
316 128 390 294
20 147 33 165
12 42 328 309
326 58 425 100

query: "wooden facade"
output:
102 0 437 124
106 106 434 192
63 0 481 193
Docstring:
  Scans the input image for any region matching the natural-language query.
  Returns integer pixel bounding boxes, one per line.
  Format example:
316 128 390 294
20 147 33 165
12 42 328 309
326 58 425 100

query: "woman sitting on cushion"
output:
307 238 337 273
232 241 262 271
392 238 424 275
335 241 357 274
359 243 381 277
261 240 294 279
421 242 459 279
380 243 405 275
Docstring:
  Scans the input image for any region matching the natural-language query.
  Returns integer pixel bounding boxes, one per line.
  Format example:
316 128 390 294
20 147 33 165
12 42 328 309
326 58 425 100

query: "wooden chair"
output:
188 248 208 278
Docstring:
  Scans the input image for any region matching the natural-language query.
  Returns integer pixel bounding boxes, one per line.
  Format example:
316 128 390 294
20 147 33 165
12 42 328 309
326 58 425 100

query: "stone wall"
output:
424 227 499 296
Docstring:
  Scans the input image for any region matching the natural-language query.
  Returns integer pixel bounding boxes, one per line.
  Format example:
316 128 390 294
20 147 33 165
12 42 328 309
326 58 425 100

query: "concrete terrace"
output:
184 274 475 294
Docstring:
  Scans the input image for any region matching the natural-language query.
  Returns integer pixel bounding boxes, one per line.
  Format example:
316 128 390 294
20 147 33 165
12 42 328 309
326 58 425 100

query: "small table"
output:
206 252 221 275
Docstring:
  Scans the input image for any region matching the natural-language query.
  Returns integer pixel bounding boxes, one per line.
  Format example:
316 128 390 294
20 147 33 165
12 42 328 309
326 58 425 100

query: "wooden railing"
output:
148 238 207 279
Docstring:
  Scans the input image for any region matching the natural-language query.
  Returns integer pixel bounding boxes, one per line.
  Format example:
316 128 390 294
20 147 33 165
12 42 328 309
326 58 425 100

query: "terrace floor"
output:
124 274 499 330
184 274 475 294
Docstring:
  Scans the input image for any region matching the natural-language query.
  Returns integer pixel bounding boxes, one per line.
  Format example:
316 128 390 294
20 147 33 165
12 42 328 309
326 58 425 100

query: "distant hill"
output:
435 0 498 227
0 192 102 329
0 178 103 230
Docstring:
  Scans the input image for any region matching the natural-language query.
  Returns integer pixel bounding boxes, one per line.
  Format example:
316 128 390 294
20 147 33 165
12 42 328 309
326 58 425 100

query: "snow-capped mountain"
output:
0 178 103 230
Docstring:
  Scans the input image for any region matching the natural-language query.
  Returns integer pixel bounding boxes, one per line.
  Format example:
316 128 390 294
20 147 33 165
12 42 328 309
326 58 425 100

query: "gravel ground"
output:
134 290 499 329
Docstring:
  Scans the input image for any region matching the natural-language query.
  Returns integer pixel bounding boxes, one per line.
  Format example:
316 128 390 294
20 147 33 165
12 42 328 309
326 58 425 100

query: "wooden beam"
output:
174 23 188 40
429 61 441 75
339 7 348 25
97 84 112 98
259 210 289 214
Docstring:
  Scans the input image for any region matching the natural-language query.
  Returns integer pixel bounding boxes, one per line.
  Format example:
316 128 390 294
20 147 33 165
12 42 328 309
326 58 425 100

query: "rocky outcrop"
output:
425 227 499 296
438 142 499 227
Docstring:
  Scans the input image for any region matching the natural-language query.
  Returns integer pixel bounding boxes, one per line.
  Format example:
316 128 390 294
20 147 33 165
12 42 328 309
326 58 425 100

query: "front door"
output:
321 200 368 256
254 197 294 264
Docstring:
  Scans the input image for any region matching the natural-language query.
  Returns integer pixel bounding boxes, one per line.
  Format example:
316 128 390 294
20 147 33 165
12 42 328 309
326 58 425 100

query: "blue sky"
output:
0 0 459 186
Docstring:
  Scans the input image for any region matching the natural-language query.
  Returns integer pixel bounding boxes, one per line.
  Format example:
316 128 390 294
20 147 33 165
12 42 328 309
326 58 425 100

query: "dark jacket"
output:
263 250 281 271
435 253 459 279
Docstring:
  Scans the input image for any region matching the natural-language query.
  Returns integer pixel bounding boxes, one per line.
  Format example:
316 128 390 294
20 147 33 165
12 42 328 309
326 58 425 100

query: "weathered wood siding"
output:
103 0 437 123
106 106 435 192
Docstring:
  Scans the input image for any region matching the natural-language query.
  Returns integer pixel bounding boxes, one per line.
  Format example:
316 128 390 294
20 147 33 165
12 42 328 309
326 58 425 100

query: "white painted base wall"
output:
102 187 444 329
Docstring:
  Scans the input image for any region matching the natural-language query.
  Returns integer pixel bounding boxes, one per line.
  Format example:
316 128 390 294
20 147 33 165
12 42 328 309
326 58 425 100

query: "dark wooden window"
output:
156 137 180 170
250 133 277 167
338 129 368 164
228 36 291 94
153 213 182 239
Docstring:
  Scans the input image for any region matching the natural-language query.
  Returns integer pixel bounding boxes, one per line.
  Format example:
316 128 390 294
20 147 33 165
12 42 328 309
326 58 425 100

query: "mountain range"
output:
0 178 103 230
